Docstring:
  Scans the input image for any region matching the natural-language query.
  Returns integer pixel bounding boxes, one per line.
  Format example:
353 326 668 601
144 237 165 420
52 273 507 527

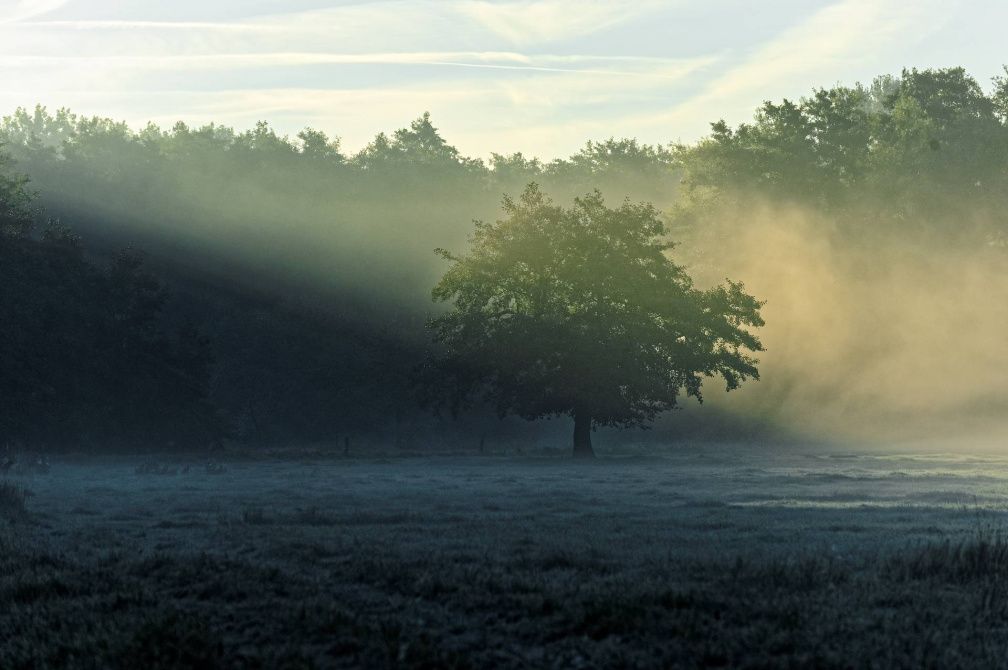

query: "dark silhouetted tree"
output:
423 185 765 457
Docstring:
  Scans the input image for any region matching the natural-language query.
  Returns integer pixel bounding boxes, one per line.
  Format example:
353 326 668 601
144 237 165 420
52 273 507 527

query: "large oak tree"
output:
425 184 765 457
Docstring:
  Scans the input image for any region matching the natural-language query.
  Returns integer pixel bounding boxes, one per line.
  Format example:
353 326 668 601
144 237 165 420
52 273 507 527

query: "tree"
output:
297 127 344 164
424 184 765 458
0 144 38 237
995 66 1008 124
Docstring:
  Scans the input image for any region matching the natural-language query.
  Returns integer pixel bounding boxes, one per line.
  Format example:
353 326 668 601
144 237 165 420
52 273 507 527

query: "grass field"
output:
5 449 1008 668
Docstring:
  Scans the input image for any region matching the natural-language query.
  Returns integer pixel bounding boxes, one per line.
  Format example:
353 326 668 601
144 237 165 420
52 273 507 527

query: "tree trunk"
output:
572 413 595 459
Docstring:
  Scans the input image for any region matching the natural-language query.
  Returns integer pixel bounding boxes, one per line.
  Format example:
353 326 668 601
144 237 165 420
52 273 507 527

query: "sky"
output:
1 0 1006 160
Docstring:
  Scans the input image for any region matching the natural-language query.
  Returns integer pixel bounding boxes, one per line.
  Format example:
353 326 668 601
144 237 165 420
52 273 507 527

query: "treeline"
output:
0 110 678 309
670 67 1008 251
0 112 677 451
2 65 1006 451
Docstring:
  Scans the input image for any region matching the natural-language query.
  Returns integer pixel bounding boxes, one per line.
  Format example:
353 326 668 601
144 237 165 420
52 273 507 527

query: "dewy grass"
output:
242 504 271 525
0 480 28 514
7 457 1008 667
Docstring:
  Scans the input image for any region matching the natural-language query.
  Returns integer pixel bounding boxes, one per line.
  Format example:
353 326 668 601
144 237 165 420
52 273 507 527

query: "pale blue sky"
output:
1 0 1005 159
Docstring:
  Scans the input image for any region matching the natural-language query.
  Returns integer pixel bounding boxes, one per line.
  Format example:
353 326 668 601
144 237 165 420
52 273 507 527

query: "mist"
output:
676 201 1008 450
1 111 677 316
0 108 682 449
5 66 1008 452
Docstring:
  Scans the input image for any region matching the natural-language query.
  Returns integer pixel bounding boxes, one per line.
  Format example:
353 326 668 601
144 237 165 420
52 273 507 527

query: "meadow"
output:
5 448 1008 668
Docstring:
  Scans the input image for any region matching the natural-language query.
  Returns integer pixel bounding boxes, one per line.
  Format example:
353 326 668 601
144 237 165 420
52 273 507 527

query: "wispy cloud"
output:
13 0 668 49
31 84 661 156
0 0 987 160
3 50 717 80
0 0 69 25
700 0 954 104
0 49 711 157
456 0 664 46
629 0 956 137
18 19 278 31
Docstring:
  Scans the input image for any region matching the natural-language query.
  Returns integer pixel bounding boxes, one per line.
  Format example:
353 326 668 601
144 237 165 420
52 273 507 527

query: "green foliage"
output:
0 144 38 237
355 111 480 172
994 66 1008 123
424 184 764 432
672 66 1008 240
491 138 679 206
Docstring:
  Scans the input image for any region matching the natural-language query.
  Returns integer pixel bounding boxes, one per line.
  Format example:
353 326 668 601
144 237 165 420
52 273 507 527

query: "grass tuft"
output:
0 480 29 515
242 505 271 525
887 533 1008 583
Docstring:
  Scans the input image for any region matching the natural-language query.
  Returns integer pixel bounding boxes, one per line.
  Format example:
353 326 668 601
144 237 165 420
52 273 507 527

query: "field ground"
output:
5 449 1008 668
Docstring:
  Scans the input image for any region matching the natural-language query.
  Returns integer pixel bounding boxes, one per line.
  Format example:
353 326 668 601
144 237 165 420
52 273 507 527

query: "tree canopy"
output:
671 67 1008 246
424 185 764 457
